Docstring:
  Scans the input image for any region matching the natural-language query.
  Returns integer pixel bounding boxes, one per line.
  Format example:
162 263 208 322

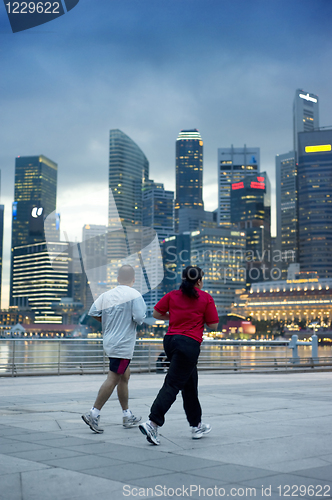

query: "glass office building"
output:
175 129 204 231
298 129 332 278
109 129 149 227
0 205 4 307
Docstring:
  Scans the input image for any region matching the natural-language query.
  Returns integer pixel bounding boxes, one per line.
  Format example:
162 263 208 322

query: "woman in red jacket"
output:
139 265 219 445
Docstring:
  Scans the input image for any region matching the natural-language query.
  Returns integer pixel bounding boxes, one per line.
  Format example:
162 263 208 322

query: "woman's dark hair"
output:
179 266 204 298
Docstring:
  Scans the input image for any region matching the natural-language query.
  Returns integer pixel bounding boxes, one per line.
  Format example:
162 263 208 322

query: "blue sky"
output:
1 0 332 306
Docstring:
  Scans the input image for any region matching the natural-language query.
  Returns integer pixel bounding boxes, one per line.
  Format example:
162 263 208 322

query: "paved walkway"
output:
0 371 332 500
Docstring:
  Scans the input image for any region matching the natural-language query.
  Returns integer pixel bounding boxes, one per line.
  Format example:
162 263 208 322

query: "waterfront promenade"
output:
0 372 332 500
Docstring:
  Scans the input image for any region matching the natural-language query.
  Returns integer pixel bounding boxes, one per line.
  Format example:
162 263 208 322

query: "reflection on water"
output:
0 339 331 374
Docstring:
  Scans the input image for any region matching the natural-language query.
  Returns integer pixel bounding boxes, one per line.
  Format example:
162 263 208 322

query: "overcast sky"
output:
1 0 332 307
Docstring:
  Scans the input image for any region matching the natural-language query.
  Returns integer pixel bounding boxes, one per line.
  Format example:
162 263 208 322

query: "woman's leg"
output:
181 366 202 427
149 335 200 426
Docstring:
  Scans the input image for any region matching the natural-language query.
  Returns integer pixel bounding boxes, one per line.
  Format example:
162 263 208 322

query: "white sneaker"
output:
123 414 142 428
139 421 160 445
82 412 104 434
192 422 211 439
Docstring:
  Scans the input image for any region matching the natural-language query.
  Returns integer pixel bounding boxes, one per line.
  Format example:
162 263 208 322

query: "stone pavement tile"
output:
260 456 332 473
320 454 332 464
0 441 48 455
0 472 22 500
101 445 171 462
8 430 64 442
9 448 85 462
83 462 174 482
237 472 332 498
128 471 229 490
4 420 63 432
140 454 222 472
21 467 126 500
42 453 126 471
31 436 103 448
294 464 332 482
0 426 35 437
0 454 50 475
175 434 332 468
189 463 276 483
64 441 136 455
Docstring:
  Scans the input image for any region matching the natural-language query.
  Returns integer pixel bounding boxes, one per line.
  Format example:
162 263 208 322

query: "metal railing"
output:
0 337 331 377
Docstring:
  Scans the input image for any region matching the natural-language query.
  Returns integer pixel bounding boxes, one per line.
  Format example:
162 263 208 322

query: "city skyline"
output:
1 0 332 308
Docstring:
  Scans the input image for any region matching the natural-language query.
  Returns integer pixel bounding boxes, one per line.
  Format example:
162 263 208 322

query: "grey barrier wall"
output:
1 338 332 377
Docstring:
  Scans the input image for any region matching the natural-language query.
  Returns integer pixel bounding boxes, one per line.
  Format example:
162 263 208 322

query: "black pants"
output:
149 334 202 427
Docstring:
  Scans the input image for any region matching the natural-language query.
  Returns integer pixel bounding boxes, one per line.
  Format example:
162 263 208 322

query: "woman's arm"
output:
153 308 170 321
206 322 218 330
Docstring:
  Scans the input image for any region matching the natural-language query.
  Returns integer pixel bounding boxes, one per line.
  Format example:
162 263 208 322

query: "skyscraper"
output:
10 155 57 305
218 145 260 226
109 129 149 227
175 129 203 231
231 172 271 284
276 151 297 277
142 180 174 241
293 89 319 158
298 129 332 278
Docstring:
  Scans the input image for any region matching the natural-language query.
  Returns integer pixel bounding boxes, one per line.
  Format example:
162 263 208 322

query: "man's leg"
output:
117 366 130 410
93 370 121 410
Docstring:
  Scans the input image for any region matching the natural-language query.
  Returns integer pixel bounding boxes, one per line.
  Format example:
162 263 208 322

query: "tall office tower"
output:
218 145 260 226
142 180 174 241
175 129 204 231
10 155 57 305
298 129 332 278
293 89 319 158
231 172 271 284
276 151 297 278
109 129 149 227
0 205 4 308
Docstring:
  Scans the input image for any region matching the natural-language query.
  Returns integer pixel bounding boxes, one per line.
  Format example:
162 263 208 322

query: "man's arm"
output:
132 296 147 324
92 316 102 323
153 308 169 321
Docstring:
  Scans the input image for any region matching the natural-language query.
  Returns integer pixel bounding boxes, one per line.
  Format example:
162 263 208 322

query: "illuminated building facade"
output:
190 227 246 316
231 172 271 284
293 89 319 158
175 129 204 231
11 242 70 323
218 145 260 226
298 129 332 278
10 155 58 305
276 151 297 278
233 276 332 325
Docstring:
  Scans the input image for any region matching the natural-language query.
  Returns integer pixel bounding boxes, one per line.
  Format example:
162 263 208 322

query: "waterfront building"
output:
298 128 332 279
233 273 332 325
231 172 271 284
218 145 260 226
10 155 58 305
175 129 204 231
275 151 297 277
81 224 108 300
293 89 319 158
177 207 217 234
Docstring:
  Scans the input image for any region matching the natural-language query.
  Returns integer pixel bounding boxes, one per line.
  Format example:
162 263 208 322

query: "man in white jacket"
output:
82 265 146 434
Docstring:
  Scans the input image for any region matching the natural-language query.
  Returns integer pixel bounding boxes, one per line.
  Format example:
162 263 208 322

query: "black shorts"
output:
109 357 130 374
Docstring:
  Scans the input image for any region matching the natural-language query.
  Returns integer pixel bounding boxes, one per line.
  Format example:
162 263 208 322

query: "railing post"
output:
57 340 61 375
289 334 299 364
12 339 16 377
148 344 151 373
311 334 318 363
